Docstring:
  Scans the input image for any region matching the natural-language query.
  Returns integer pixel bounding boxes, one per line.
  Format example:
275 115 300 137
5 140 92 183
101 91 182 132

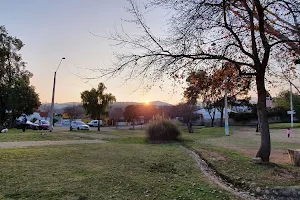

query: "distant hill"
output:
150 101 173 107
40 101 173 111
110 101 173 110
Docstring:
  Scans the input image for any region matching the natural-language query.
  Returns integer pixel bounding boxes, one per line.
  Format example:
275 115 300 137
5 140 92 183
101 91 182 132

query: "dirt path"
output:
0 140 105 148
204 127 300 164
60 131 117 140
183 146 258 200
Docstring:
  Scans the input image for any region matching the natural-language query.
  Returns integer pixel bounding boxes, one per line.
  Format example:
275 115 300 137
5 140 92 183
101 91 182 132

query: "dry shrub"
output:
146 119 181 142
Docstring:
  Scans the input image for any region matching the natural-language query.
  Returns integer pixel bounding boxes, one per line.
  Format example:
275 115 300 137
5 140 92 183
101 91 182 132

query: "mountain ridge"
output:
40 101 173 110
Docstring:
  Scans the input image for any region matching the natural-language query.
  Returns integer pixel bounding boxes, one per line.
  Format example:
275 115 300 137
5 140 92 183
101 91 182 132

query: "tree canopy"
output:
0 26 40 127
184 66 251 126
64 105 85 120
81 83 116 131
274 90 300 119
124 105 139 122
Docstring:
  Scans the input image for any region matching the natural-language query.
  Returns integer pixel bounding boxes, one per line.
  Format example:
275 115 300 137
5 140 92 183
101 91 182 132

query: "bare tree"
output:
94 0 299 163
109 107 124 129
171 102 199 132
64 105 85 131
38 104 52 113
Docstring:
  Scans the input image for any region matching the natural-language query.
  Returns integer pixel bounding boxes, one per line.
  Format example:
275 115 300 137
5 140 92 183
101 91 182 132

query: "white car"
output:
87 120 102 127
71 121 89 130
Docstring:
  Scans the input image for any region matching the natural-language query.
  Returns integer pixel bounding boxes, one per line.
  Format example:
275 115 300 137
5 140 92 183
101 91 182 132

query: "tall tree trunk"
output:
255 73 271 163
220 107 224 127
0 111 4 129
211 114 215 127
69 118 72 131
98 118 101 131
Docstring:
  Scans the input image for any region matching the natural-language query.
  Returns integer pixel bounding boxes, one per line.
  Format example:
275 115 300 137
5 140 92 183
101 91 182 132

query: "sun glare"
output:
145 100 150 104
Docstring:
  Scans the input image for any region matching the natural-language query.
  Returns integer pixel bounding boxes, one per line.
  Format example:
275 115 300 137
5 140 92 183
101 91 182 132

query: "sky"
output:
0 0 293 105
0 0 185 104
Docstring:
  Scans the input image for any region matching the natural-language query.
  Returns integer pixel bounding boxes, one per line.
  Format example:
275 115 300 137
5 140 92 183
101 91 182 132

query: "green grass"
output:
269 123 300 129
91 129 148 144
181 127 300 188
1 125 299 199
0 129 94 142
0 143 234 200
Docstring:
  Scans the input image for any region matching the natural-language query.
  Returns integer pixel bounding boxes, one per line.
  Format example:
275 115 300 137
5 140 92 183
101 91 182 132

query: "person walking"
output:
287 128 291 138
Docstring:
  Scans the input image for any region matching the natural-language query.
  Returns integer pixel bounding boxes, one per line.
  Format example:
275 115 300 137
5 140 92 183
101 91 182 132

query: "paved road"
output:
0 140 105 149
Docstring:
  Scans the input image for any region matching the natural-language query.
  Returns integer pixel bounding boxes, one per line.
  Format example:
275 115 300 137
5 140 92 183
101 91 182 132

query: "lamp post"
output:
49 57 65 132
224 76 230 136
290 81 294 128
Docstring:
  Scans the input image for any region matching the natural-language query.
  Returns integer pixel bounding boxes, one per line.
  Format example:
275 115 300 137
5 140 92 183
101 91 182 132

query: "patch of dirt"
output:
0 140 105 148
200 148 227 161
270 149 291 164
206 128 300 165
271 167 300 180
61 132 117 140
212 143 292 165
237 127 256 131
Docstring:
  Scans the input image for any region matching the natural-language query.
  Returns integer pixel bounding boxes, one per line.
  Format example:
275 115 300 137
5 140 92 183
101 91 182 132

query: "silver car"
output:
71 121 89 131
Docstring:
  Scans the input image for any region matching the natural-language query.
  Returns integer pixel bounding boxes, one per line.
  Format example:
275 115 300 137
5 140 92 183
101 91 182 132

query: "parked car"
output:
14 119 22 129
87 120 102 127
27 121 40 130
71 121 89 130
14 119 35 129
34 120 51 130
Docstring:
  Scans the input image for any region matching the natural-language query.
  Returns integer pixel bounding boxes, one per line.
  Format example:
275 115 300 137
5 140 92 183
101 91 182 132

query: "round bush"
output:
146 119 181 142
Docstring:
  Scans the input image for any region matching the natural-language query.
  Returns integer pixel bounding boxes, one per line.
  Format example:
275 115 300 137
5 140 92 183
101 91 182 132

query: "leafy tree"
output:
81 83 116 131
171 102 199 132
7 78 41 119
140 104 158 123
274 90 300 120
184 67 251 126
107 0 300 162
124 105 138 129
64 105 85 131
109 107 124 129
0 26 40 128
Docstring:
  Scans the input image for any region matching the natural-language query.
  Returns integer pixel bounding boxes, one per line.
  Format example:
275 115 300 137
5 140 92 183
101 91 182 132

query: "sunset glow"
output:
145 100 150 104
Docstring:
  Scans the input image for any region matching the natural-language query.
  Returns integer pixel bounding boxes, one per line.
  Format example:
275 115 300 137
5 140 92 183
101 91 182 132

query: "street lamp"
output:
49 57 65 132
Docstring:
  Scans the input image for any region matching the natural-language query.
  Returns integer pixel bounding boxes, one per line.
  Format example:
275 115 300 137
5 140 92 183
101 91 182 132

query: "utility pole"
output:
290 82 294 128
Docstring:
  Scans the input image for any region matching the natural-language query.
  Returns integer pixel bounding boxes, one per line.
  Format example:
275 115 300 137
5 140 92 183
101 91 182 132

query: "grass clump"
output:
146 119 181 142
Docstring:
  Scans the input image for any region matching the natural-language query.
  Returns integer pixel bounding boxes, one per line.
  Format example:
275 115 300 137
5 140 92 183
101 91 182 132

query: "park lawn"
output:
269 123 300 129
182 127 300 189
0 143 235 200
97 129 148 143
0 129 94 142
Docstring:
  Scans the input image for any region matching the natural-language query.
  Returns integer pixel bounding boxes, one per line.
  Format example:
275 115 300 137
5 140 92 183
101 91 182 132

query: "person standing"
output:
38 120 42 130
21 115 27 132
287 128 291 138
